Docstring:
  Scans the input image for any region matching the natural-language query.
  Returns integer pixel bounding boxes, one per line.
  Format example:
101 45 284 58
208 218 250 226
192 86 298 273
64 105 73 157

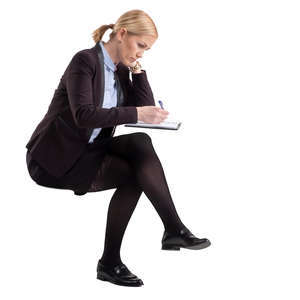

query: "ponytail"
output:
92 23 115 43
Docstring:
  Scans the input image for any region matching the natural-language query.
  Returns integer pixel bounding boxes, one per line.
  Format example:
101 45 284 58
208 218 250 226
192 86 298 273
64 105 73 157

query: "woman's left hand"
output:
128 60 143 73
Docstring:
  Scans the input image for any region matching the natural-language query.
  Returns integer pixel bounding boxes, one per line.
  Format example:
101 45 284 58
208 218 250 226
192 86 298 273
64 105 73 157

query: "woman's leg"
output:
104 132 188 236
88 154 143 267
100 181 143 267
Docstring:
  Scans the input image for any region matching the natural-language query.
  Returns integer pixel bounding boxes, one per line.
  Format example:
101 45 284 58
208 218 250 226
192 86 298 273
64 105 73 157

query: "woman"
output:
25 9 211 287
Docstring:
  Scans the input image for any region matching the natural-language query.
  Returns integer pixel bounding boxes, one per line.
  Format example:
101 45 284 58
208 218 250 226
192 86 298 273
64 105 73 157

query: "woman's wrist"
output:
132 69 143 74
136 107 142 121
129 60 142 73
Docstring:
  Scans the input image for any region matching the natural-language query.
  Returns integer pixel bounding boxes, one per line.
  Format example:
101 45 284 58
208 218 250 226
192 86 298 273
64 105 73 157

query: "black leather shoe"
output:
96 260 144 287
161 228 211 250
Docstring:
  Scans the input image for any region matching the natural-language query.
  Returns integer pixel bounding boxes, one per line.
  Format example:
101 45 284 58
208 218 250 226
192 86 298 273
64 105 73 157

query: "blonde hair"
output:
92 9 158 43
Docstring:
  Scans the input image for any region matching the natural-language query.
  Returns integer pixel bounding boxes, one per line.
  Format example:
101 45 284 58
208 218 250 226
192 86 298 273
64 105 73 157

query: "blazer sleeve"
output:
66 52 138 129
124 69 156 107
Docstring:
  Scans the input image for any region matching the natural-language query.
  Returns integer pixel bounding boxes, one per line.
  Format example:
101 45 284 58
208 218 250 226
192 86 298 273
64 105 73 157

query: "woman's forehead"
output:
132 35 156 47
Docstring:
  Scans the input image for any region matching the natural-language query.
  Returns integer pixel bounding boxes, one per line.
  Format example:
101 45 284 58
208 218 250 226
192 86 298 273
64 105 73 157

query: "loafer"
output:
96 260 144 287
74 189 86 196
161 228 211 250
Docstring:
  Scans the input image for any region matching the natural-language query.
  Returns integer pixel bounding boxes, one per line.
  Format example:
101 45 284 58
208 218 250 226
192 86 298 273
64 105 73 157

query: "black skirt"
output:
26 130 114 196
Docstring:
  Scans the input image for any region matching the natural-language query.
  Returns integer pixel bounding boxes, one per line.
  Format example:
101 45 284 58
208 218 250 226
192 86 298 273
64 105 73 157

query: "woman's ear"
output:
118 27 128 42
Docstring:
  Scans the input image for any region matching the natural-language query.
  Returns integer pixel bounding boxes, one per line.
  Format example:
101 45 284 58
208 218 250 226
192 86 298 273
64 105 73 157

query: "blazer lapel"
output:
114 72 125 107
90 42 125 138
92 42 125 108
93 42 105 108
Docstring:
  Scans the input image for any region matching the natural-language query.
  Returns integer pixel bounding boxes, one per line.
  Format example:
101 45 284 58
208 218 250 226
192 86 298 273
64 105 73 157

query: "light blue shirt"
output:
88 41 118 143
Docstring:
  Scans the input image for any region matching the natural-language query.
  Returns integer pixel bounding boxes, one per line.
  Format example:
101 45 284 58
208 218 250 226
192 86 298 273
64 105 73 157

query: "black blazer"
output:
26 42 155 178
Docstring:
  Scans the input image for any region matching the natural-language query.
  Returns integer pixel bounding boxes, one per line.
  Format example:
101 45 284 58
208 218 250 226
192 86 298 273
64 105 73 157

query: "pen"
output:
158 100 164 109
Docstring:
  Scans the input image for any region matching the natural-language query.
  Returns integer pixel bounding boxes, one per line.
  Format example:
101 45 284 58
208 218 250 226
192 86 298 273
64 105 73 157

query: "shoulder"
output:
69 48 96 72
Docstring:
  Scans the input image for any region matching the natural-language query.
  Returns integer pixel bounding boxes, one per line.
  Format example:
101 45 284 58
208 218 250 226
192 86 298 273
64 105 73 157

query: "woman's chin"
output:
120 57 135 67
121 59 131 67
128 57 136 64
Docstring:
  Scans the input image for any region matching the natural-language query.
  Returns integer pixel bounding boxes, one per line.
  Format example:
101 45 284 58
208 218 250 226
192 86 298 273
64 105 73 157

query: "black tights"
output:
88 132 187 267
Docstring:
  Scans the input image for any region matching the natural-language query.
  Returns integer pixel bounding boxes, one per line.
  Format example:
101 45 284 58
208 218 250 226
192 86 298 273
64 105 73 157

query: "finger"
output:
158 108 169 114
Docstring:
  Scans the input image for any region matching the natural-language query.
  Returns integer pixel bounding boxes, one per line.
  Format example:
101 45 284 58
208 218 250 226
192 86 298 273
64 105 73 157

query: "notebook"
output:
124 116 181 130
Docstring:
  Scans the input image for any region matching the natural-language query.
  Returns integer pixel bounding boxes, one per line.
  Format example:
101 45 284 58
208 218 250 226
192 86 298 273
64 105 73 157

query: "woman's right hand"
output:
136 106 169 124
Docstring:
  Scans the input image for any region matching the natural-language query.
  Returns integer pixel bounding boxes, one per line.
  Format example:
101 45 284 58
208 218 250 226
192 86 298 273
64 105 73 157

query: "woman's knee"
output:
127 132 153 149
107 132 155 161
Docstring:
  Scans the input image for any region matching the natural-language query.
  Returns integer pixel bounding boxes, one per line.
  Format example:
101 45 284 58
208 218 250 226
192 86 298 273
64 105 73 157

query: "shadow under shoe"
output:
161 228 211 250
96 260 144 287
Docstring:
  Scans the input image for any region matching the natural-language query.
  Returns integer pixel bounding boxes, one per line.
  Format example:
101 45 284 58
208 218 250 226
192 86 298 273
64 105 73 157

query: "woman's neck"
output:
102 40 119 66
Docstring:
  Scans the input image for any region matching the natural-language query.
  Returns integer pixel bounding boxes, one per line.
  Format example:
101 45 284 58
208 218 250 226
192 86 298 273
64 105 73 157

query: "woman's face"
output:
116 28 157 66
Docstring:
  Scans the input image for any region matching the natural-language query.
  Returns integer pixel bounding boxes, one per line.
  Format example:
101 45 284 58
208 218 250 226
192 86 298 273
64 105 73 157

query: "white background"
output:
1 0 299 298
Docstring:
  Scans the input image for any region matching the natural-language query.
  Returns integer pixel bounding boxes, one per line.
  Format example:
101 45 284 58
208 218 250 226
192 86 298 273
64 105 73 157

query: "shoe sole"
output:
97 272 143 287
162 240 211 251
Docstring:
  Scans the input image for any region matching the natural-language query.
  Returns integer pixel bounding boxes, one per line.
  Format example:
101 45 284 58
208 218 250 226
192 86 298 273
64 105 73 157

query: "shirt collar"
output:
99 41 117 72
